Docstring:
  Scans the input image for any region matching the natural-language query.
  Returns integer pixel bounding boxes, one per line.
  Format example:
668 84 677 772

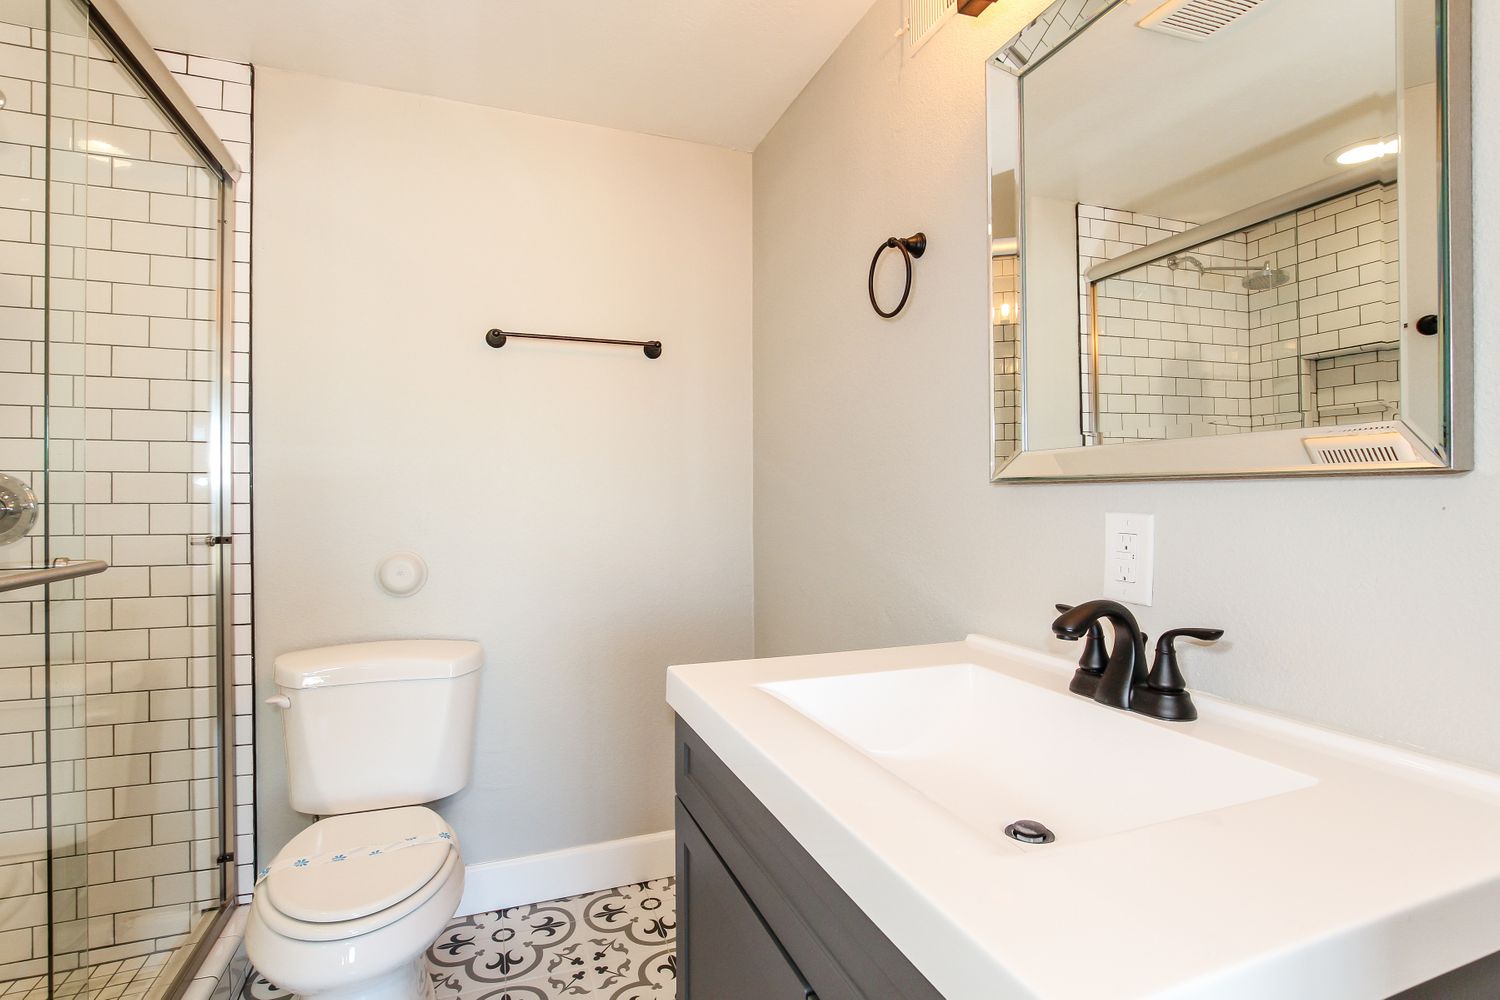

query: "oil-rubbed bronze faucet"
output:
1052 601 1223 721
1133 628 1225 721
1054 603 1109 697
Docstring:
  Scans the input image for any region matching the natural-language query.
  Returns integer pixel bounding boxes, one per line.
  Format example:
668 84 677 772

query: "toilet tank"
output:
272 639 482 815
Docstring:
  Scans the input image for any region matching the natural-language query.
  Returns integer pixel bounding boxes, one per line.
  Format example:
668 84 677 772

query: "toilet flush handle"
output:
265 694 291 709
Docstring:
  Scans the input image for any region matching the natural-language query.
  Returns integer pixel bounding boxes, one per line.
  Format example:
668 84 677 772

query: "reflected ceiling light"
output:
1331 137 1398 166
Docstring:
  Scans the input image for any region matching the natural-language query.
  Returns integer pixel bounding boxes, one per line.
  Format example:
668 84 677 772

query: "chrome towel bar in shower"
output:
485 327 663 359
0 558 109 595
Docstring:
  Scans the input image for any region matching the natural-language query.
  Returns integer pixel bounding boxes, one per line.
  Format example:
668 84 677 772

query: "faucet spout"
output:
1051 600 1147 711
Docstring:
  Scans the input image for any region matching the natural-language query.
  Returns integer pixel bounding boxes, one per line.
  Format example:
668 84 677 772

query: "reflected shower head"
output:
1165 254 1290 290
1243 266 1291 291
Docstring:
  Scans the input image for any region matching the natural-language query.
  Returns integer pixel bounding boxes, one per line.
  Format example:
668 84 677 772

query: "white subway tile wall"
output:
153 46 256 917
1246 184 1400 428
1079 205 1252 443
992 254 1019 467
0 9 252 987
1076 183 1398 443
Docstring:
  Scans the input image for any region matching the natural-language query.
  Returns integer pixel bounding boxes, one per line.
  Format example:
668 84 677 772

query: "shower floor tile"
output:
244 877 677 1000
3 950 174 1000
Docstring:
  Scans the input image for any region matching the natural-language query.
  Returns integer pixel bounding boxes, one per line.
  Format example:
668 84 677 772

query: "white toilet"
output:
246 639 483 1000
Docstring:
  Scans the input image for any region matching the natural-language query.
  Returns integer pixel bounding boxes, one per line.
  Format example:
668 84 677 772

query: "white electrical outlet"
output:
1104 513 1154 606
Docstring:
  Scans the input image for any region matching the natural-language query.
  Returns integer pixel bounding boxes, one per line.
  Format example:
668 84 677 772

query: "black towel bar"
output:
485 327 662 359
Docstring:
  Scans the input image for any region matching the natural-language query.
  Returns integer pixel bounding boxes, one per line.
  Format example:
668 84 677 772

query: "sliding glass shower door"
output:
0 0 237 996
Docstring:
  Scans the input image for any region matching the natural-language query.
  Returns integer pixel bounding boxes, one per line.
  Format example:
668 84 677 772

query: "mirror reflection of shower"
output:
1165 253 1291 291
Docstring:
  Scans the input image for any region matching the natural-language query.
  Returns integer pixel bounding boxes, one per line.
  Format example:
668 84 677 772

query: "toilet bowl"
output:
249 640 483 1000
247 806 465 1000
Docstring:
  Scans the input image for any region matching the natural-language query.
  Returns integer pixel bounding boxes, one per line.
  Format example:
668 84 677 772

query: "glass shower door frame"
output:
147 177 239 1000
145 179 240 1000
66 2 244 997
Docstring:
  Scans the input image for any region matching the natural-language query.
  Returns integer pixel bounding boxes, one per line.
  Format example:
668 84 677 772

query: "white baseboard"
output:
455 830 675 917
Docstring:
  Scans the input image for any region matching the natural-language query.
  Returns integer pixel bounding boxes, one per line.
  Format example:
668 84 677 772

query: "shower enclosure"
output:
0 1 240 998
1085 180 1401 444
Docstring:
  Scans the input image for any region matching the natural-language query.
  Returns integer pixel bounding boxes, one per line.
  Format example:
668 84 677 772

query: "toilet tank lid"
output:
274 640 482 689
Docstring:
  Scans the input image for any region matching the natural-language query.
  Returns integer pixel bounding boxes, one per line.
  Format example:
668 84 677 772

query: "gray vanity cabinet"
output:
674 718 944 1000
677 801 814 999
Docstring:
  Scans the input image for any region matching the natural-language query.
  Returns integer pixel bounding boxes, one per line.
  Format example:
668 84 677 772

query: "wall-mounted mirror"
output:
989 0 1471 482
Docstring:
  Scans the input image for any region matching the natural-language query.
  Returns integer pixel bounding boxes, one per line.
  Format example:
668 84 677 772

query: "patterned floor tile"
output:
244 878 677 1000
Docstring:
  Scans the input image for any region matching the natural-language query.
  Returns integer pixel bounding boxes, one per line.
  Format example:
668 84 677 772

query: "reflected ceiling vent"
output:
1138 0 1267 41
901 0 957 57
1303 425 1422 466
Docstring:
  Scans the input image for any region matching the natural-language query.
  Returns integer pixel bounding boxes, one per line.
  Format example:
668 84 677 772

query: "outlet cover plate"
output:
1104 513 1154 606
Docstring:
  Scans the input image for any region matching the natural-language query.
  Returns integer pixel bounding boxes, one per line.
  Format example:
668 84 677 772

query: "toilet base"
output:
290 956 434 1000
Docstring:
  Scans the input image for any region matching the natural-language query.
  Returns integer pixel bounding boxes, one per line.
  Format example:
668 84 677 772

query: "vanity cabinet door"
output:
677 800 815 1000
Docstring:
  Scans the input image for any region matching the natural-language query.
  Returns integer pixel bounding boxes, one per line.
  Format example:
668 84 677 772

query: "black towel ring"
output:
868 232 927 318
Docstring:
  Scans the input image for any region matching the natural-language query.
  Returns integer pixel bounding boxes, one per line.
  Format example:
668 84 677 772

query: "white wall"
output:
1021 194 1084 449
1400 80 1444 445
253 69 753 868
752 2 1500 770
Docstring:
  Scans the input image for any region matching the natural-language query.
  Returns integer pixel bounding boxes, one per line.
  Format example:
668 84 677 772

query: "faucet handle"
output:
1148 628 1225 692
1131 628 1224 723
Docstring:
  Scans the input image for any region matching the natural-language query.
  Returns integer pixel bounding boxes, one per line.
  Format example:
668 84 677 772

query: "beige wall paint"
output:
752 2 1500 769
253 69 754 865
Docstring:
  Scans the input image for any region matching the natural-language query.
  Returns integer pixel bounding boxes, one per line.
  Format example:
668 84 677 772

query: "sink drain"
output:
1004 819 1055 845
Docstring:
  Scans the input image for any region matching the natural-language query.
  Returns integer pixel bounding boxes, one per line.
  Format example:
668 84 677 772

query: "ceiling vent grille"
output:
1303 427 1420 466
902 0 957 57
1138 0 1266 41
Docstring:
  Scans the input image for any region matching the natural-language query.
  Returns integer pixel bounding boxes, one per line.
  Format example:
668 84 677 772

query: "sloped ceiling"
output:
117 0 881 151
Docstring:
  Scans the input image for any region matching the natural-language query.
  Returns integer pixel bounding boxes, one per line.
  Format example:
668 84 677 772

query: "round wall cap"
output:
376 552 428 597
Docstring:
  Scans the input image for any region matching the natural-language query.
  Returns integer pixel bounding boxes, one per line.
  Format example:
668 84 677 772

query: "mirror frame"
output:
989 0 1472 483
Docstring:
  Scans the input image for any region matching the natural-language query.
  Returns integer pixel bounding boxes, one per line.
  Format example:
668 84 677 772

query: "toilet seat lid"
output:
265 806 455 923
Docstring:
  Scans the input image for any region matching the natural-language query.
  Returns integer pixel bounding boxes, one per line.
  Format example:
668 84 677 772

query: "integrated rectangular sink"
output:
759 664 1316 846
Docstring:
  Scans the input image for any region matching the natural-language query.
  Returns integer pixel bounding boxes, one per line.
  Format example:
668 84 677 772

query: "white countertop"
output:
665 635 1500 999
